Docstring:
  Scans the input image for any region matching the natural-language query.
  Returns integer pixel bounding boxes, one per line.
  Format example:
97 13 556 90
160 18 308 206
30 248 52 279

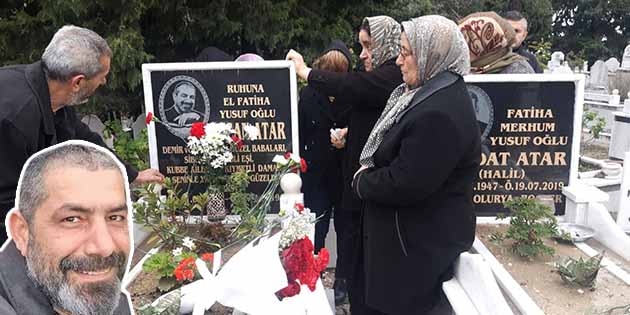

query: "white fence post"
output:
616 152 630 231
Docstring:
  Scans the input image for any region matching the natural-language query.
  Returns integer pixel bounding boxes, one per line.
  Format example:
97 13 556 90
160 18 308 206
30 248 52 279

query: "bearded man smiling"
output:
0 141 132 315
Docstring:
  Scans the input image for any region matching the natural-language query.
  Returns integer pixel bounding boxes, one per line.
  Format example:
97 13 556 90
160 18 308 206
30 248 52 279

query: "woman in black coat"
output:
352 16 481 314
287 16 404 306
298 40 352 252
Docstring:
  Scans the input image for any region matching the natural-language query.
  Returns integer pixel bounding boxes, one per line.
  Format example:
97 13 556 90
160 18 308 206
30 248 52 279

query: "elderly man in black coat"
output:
287 15 404 307
0 25 165 243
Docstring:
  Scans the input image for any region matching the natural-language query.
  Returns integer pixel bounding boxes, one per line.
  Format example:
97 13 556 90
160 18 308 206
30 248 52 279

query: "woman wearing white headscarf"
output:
287 16 403 306
352 15 481 314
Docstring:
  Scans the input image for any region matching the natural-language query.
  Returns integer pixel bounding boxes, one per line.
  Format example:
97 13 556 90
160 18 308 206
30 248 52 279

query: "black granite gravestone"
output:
466 81 577 216
145 64 297 213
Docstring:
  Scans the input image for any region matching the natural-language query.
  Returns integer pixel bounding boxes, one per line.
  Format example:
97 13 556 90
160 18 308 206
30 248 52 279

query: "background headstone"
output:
132 114 146 140
81 114 105 136
605 57 620 72
613 68 630 101
81 114 114 148
552 61 573 74
621 44 630 69
589 60 609 92
548 51 565 72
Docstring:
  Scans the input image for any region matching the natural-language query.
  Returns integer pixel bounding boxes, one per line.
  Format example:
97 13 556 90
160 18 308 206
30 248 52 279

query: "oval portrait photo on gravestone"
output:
158 75 211 139
467 84 494 141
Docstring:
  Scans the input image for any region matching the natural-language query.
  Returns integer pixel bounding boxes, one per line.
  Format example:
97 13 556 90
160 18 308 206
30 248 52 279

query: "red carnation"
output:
181 257 195 266
174 257 196 282
315 248 330 272
190 122 206 138
278 237 323 292
300 158 308 173
277 280 301 299
284 152 292 159
231 135 244 150
295 203 305 214
145 112 153 125
201 252 214 262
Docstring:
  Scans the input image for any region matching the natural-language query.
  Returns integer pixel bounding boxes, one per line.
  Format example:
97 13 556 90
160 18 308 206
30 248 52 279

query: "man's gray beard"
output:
67 86 91 106
25 238 126 315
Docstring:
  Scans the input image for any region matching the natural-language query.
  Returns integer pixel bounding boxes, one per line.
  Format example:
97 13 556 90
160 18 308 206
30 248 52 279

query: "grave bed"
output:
125 223 340 315
476 224 630 315
126 224 246 315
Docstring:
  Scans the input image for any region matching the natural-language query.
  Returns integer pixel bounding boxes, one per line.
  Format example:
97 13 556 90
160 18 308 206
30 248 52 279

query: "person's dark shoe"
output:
334 278 348 305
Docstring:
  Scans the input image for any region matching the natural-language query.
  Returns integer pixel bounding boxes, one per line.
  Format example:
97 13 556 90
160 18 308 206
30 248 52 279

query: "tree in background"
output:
1 0 557 118
551 0 630 66
0 0 152 116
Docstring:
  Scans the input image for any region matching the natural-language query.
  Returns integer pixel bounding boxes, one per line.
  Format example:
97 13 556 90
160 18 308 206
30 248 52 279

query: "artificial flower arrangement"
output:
276 203 329 299
146 113 260 221
145 112 259 173
186 121 259 169
134 150 334 315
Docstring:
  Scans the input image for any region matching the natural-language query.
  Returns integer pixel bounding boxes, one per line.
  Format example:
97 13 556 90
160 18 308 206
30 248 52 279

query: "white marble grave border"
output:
142 61 300 171
463 74 586 189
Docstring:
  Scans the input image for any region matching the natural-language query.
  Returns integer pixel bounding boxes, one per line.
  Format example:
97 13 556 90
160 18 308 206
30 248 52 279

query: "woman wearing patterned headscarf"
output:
459 11 534 74
352 15 481 314
286 16 403 308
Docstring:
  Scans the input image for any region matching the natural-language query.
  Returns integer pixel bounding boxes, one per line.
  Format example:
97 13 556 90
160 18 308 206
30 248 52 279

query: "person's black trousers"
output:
333 209 361 279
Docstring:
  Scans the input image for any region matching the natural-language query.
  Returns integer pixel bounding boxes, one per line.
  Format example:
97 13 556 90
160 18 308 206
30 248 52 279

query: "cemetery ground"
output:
477 224 630 315
579 132 609 172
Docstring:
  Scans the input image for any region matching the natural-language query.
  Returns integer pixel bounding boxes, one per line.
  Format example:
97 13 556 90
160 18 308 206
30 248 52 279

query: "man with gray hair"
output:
0 25 164 243
0 140 131 315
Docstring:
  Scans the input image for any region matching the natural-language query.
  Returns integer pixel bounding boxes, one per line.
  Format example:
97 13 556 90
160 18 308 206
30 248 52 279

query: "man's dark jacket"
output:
352 72 481 314
515 45 543 73
0 62 138 236
0 241 132 315
307 58 403 212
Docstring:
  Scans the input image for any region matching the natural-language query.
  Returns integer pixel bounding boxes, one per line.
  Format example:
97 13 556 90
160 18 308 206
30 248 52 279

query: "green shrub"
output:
496 197 560 259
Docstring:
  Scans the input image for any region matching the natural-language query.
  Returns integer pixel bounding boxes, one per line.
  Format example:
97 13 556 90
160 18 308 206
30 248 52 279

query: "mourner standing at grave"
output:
459 12 535 74
503 10 543 73
0 25 165 243
352 15 481 314
298 39 351 261
286 16 403 308
1 141 132 315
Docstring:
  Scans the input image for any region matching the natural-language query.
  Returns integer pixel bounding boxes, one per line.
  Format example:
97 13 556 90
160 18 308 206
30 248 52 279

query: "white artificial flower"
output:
279 213 314 250
172 247 183 257
182 237 196 250
242 124 260 140
272 155 288 165
205 122 234 136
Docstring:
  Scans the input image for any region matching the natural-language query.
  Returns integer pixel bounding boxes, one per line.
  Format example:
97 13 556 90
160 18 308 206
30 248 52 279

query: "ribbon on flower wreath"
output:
177 232 288 315
175 230 331 315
